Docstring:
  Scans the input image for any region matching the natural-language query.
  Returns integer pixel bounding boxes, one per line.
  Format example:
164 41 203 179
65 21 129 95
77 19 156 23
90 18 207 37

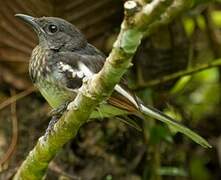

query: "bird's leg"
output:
45 115 60 138
45 101 71 138
49 101 71 117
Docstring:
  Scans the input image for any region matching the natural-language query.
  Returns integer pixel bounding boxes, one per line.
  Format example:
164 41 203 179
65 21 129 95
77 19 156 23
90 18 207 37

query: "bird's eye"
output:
48 24 58 33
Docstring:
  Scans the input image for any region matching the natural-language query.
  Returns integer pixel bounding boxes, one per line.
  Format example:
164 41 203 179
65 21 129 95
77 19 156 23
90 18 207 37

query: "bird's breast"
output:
29 45 75 108
36 78 75 108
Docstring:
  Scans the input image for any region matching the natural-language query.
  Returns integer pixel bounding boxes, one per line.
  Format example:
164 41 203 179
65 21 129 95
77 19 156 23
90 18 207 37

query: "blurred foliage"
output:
0 0 221 180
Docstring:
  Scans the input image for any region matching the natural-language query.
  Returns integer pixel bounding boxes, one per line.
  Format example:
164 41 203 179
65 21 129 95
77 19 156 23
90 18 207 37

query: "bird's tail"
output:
139 104 212 148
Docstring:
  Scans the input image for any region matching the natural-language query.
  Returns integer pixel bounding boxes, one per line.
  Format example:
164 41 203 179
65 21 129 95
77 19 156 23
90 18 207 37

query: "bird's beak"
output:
15 14 44 34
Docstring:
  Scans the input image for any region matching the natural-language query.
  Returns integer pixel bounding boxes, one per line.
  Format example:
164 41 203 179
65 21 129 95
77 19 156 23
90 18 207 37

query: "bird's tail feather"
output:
139 104 212 148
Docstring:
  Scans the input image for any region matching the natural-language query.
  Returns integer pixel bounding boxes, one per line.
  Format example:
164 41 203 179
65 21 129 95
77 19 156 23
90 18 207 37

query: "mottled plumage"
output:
29 42 107 109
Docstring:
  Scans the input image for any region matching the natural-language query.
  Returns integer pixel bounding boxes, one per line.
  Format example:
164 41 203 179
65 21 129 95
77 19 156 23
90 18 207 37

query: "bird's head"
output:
15 14 87 51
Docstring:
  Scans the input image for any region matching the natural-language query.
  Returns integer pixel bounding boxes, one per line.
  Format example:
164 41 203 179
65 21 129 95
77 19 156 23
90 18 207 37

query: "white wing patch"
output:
77 61 138 107
61 61 138 108
59 62 73 72
78 61 93 76
59 62 76 78
59 62 86 79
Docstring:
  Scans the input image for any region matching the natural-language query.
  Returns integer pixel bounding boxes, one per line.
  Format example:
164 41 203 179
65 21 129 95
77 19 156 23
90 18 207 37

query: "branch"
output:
144 0 217 37
13 0 212 179
134 58 221 88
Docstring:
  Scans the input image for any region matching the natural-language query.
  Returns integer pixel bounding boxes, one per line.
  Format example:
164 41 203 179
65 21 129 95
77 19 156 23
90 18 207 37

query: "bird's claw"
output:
44 115 60 140
49 101 70 117
44 101 72 140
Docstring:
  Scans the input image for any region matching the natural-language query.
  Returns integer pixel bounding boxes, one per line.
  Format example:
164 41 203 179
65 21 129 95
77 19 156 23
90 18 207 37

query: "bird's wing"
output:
54 50 139 112
51 49 103 91
53 50 211 148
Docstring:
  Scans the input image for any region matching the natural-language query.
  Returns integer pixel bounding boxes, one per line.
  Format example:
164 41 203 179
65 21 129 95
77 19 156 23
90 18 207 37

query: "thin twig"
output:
203 6 221 57
134 58 221 89
0 64 31 90
0 86 36 111
0 89 18 167
49 162 81 180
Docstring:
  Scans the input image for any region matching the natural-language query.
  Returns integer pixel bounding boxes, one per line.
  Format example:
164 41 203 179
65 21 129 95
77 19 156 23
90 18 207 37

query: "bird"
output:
15 14 211 148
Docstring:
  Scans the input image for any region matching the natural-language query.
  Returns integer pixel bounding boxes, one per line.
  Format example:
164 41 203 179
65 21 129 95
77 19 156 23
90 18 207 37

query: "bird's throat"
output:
29 45 48 83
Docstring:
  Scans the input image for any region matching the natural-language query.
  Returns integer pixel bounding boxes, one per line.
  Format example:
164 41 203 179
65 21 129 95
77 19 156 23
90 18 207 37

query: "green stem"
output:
134 58 221 89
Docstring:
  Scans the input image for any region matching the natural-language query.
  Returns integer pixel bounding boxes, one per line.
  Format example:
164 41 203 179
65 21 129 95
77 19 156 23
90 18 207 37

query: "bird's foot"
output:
44 101 71 140
49 101 71 117
44 115 60 140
